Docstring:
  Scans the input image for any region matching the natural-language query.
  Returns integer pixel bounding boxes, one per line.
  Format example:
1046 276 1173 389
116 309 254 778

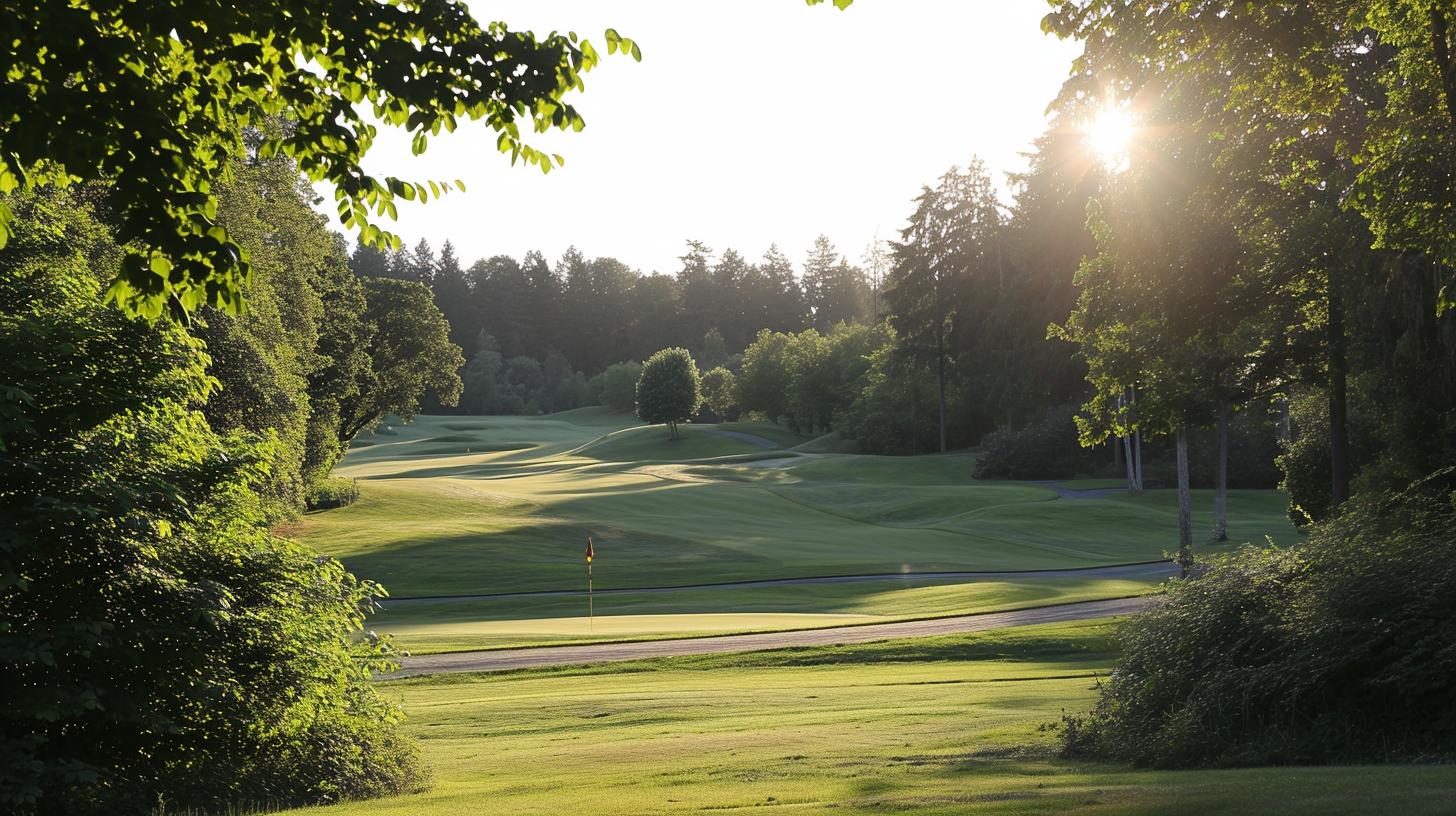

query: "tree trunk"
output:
1122 434 1136 491
1131 387 1144 491
1329 286 1351 510
1132 436 1144 491
1176 427 1193 576
936 324 947 454
1432 6 1456 132
1213 407 1229 542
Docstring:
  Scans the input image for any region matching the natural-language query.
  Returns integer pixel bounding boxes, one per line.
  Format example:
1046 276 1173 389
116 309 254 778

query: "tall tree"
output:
803 236 870 329
887 160 1003 451
349 242 391 279
756 244 811 333
432 240 478 360
1 188 420 814
338 278 463 442
470 255 530 358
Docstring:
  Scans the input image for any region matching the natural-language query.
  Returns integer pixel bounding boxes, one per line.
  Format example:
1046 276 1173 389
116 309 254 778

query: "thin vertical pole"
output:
588 561 593 634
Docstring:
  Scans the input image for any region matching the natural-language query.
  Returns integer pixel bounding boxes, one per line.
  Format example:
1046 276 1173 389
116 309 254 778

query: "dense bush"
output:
460 333 593 415
0 190 424 814
1059 485 1456 767
841 341 940 455
1278 388 1385 524
699 366 739 421
974 403 1107 479
307 477 361 510
589 361 642 412
740 323 888 435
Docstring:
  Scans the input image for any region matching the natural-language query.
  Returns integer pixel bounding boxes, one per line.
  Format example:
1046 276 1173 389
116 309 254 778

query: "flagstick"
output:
588 560 594 634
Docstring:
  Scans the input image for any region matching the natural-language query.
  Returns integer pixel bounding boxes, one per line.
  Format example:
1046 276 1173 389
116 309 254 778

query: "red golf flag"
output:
585 537 594 564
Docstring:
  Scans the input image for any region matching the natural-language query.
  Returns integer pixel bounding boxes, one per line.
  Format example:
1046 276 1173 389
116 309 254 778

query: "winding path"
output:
388 595 1152 678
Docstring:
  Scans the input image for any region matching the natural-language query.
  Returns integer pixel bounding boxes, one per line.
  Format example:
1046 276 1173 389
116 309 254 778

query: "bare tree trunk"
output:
936 324 947 454
1213 407 1229 542
1432 6 1456 131
1131 386 1144 492
1329 286 1351 511
1119 387 1143 491
1176 426 1193 577
1123 435 1137 490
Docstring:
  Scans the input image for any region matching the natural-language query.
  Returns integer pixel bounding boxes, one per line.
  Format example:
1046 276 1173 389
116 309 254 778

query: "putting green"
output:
281 621 1456 815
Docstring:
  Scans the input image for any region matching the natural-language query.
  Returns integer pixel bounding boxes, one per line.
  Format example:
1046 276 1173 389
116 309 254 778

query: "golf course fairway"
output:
296 411 1299 653
280 621 1456 816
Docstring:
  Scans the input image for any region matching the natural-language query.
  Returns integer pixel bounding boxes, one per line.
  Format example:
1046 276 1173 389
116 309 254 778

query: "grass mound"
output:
573 424 765 462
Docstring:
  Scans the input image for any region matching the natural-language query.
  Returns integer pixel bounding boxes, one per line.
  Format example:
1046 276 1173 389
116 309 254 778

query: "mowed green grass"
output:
303 414 1298 599
283 622 1456 816
374 573 1156 653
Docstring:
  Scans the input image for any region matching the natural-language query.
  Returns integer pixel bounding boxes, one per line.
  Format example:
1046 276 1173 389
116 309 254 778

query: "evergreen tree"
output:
432 240 478 360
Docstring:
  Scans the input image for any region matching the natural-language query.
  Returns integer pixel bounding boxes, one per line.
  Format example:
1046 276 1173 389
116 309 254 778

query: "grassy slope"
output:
305 415 1298 599
286 622 1456 815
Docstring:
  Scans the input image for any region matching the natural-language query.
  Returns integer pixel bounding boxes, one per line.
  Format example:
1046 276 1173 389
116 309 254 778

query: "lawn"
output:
283 621 1456 815
296 413 1301 650
373 572 1156 653
303 414 1299 599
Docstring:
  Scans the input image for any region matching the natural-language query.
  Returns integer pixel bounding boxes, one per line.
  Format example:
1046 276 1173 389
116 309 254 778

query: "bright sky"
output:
333 1 1082 274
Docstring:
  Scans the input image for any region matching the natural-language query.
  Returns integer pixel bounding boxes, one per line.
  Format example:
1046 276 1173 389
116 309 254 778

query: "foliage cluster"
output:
589 361 644 413
737 323 888 436
307 476 362 511
635 347 700 439
355 236 876 384
460 333 591 416
1060 487 1456 767
0 0 641 319
0 190 424 814
974 404 1106 480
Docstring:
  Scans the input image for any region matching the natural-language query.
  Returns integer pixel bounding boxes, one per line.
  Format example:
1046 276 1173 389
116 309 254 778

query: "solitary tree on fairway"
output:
637 348 701 440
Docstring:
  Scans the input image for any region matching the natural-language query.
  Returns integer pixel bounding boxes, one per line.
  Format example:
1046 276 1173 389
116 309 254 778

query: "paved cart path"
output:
388 595 1152 678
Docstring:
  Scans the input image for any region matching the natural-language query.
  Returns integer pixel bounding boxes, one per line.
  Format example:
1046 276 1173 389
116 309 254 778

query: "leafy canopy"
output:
1 1 647 319
3 0 853 320
635 347 701 436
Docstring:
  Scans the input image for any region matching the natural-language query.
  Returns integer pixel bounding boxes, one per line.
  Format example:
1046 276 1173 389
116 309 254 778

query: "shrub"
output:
307 476 360 510
589 361 642 412
700 366 739 421
1059 484 1456 767
974 403 1105 479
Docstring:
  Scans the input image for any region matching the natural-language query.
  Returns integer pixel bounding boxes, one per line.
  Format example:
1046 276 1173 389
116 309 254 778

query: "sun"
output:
1085 106 1136 171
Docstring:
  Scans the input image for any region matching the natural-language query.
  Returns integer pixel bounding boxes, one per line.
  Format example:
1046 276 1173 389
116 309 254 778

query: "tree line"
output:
349 234 878 377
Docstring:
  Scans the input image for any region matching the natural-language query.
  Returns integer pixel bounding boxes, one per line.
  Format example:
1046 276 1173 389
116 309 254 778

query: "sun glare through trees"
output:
1084 104 1137 172
4 1 1456 815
